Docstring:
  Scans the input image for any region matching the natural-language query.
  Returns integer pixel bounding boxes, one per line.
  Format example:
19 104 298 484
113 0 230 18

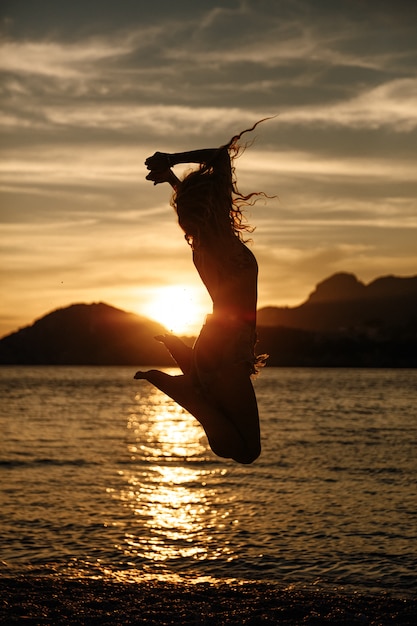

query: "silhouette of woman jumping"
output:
135 121 268 464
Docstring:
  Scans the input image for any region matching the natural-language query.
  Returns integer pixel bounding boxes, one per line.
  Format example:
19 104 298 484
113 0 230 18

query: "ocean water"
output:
1 366 416 595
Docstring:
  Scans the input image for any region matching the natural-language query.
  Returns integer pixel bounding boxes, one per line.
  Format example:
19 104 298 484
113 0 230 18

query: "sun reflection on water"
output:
118 383 234 573
128 384 208 460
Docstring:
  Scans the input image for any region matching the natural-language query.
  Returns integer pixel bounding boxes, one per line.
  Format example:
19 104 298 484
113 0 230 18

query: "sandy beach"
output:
1 576 416 625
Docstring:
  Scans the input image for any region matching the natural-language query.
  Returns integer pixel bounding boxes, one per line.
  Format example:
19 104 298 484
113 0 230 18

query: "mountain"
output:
255 273 417 367
1 273 416 367
0 302 177 366
257 272 417 332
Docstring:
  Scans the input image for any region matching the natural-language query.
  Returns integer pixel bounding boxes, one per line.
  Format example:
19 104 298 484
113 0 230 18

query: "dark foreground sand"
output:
1 577 416 625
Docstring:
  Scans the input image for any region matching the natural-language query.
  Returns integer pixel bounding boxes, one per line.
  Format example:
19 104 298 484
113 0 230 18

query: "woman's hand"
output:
145 152 172 171
145 168 172 185
145 167 180 189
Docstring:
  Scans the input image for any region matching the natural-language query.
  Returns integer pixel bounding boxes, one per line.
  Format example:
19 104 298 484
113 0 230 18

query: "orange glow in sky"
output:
141 285 209 335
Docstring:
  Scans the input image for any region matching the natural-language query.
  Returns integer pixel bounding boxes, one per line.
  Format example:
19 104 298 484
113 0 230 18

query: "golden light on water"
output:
128 386 206 460
118 386 234 569
124 466 210 562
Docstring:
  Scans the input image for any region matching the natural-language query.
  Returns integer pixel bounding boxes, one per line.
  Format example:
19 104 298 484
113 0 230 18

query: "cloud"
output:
1 1 416 143
0 37 135 78
278 79 417 131
241 148 417 182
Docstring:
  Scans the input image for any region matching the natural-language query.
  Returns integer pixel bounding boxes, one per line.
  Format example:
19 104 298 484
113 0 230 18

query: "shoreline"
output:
1 576 416 625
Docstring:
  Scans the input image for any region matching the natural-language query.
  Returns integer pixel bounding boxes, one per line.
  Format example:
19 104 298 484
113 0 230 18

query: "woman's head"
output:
172 118 274 247
173 162 232 245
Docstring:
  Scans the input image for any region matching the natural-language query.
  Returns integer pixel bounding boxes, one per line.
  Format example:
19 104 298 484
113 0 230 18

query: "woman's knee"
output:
210 435 261 465
234 442 261 465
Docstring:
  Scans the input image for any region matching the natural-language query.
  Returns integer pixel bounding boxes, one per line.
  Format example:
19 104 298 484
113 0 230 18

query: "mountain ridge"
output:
0 302 175 366
257 272 417 332
1 272 416 366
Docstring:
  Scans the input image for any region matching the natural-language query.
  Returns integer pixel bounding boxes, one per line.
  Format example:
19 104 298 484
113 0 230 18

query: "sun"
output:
142 285 209 335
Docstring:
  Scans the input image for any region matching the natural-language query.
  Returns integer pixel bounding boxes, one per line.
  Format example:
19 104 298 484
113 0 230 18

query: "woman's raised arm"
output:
145 147 229 171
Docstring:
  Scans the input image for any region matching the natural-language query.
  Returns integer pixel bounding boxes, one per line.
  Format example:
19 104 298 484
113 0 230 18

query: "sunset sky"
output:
1 0 417 336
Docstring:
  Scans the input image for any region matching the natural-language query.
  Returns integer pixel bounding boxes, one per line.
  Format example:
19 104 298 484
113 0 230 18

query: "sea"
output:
1 366 416 597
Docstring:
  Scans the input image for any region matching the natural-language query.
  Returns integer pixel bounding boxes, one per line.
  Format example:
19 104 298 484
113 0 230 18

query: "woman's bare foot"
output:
133 370 150 380
154 334 193 373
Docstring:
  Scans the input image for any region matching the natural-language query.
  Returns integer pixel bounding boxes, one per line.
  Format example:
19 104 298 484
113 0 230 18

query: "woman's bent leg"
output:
134 369 259 463
192 322 262 462
206 362 261 463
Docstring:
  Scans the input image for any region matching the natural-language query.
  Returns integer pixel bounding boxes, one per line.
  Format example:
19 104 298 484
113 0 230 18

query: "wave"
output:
0 458 99 469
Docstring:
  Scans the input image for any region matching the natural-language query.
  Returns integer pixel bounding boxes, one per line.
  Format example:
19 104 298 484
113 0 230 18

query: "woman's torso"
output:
193 237 258 326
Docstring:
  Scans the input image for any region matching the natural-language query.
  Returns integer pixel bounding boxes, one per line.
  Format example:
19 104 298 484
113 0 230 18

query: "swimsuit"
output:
191 314 268 394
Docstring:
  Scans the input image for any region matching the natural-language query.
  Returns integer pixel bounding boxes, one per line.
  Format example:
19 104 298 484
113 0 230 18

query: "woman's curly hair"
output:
172 118 272 247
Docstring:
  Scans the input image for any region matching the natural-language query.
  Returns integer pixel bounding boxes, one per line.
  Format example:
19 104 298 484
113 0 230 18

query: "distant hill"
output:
257 272 417 332
1 273 416 367
256 272 417 367
0 303 177 366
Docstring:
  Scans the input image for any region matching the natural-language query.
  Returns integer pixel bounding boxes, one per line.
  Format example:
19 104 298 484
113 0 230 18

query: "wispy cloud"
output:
241 148 417 181
278 79 417 131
